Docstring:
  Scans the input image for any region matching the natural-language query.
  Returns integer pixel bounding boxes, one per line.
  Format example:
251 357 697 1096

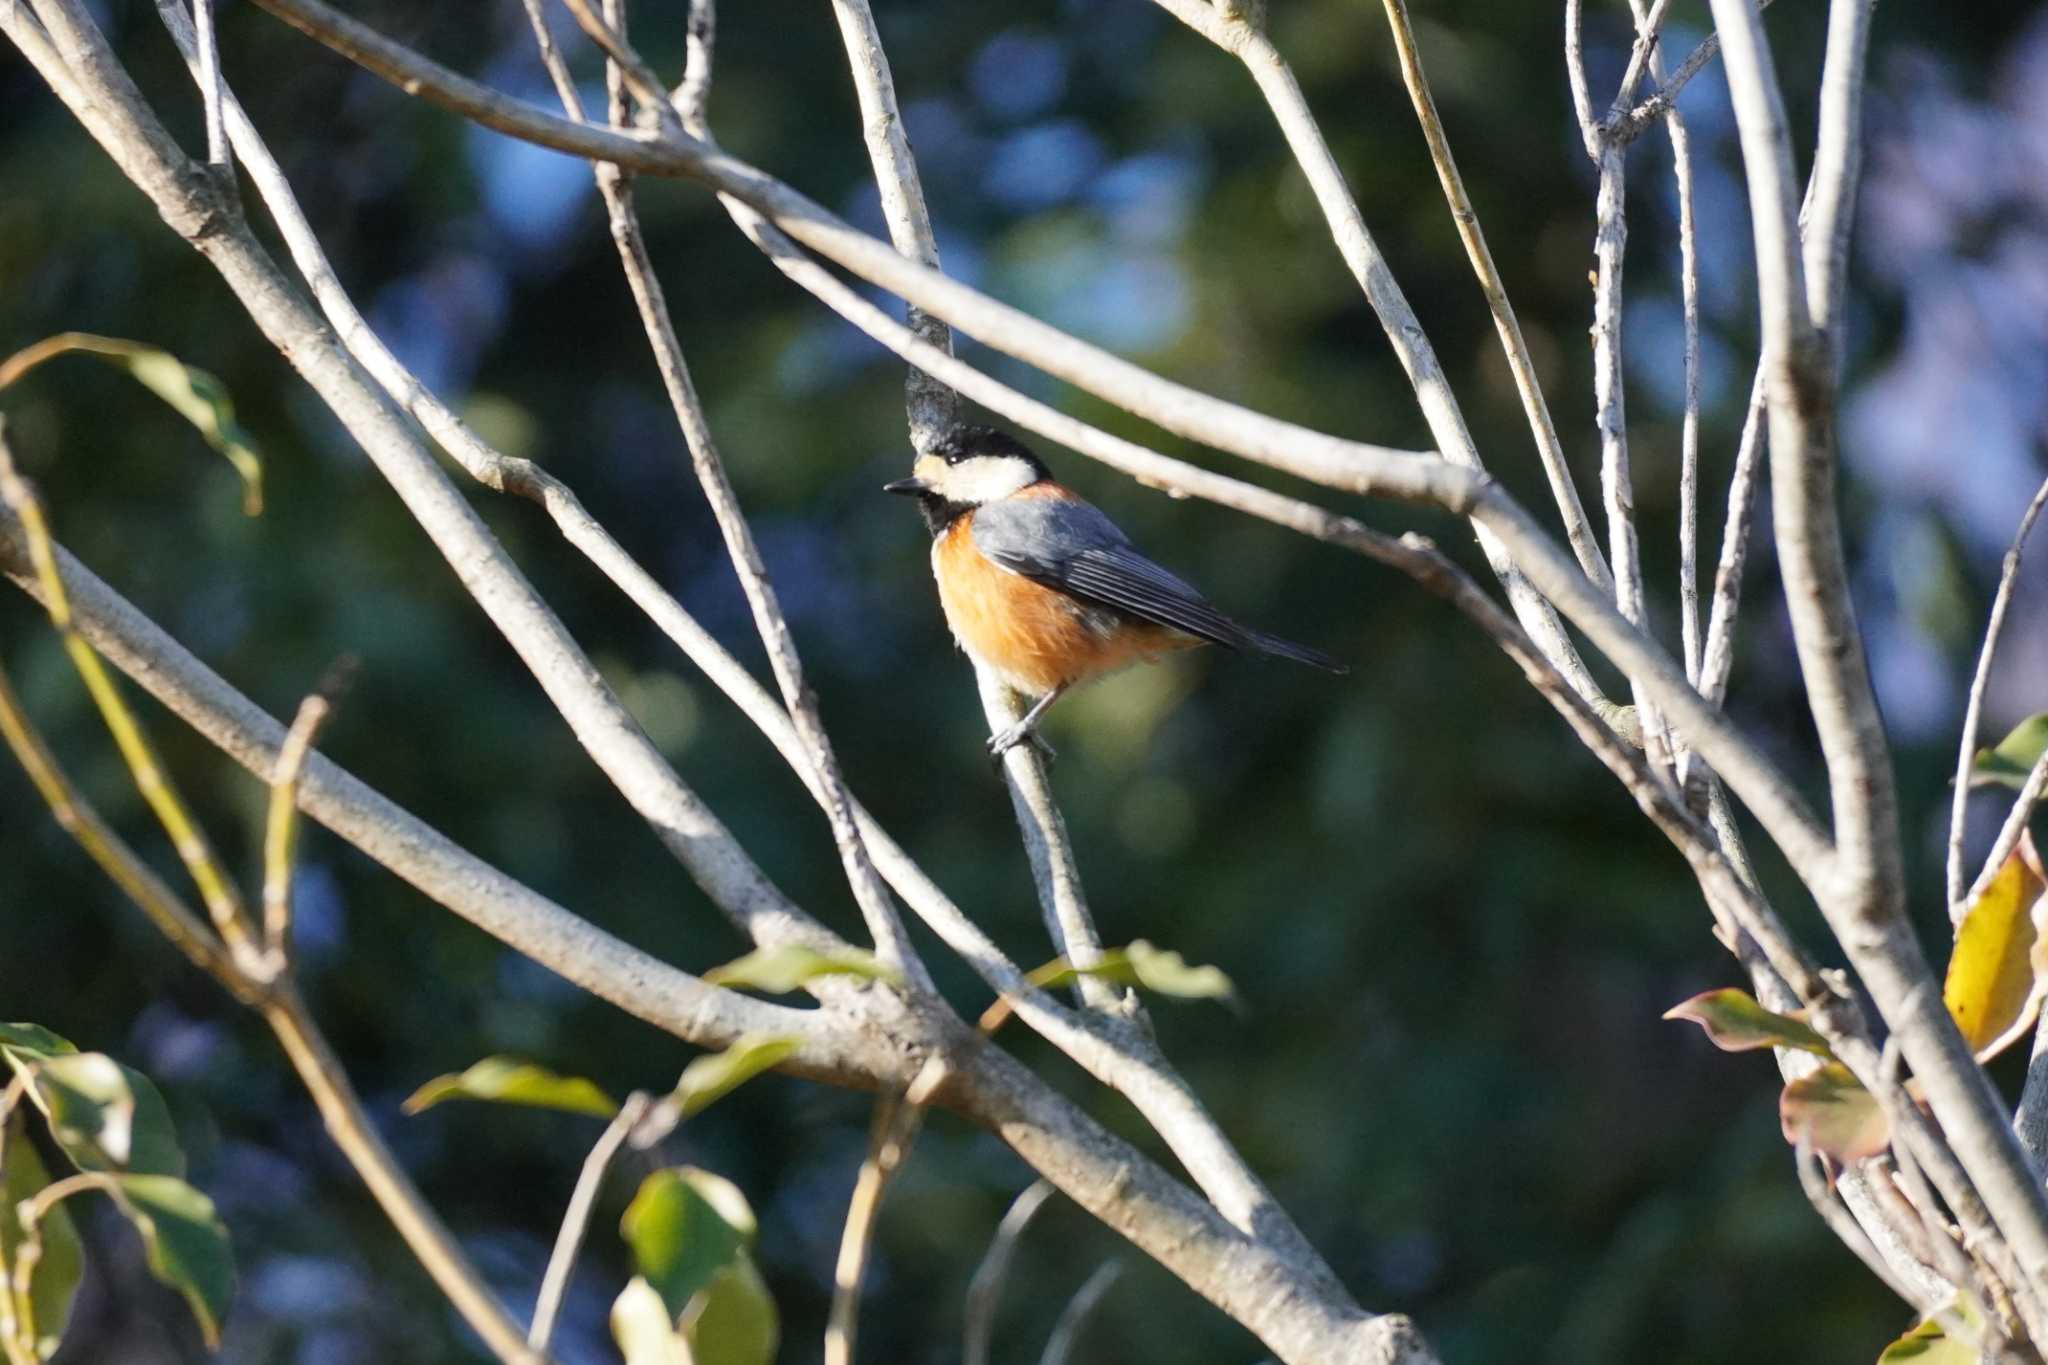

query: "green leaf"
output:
401 1057 618 1120
1027 941 1237 1004
6 1051 185 1177
1780 1064 1890 1163
621 1168 751 1321
2 1113 84 1359
1122 941 1238 1001
106 1174 234 1348
1878 1295 1987 1362
687 1253 779 1365
1662 989 1833 1056
1973 714 2048 791
1945 829 2048 1061
630 1037 800 1151
704 944 902 994
663 1037 799 1130
0 1024 77 1058
0 334 264 515
611 1276 690 1365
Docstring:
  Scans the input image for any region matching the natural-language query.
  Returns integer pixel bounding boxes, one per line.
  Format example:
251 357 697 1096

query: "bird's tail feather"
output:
1245 628 1348 674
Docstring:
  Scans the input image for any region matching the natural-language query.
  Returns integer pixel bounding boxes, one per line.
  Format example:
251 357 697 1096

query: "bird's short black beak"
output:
882 477 930 496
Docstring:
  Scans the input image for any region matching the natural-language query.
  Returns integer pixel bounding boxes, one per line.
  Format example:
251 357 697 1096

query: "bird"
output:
884 425 1346 761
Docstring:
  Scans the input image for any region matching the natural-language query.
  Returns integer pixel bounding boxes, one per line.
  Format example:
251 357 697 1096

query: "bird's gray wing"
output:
972 496 1251 649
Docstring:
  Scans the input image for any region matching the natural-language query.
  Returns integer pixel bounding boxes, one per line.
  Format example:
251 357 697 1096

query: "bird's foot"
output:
986 722 1056 770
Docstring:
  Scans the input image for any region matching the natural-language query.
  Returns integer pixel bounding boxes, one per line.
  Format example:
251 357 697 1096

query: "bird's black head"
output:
882 426 1053 535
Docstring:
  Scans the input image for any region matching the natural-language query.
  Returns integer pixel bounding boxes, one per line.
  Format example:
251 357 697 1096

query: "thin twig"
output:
826 0 956 450
1612 0 1786 147
551 0 674 129
1963 750 2048 911
1039 1260 1123 1365
1150 0 1614 716
530 1092 652 1352
545 0 928 984
0 508 545 1365
673 0 713 131
1621 0 1706 696
192 0 226 165
123 0 859 963
825 1091 922 1365
151 0 1154 1112
0 421 258 965
964 1181 1057 1365
1377 0 1609 590
263 688 335 965
1564 0 1599 157
1947 473 2048 915
1589 133 1675 777
0 655 247 991
1610 0 1677 115
1794 1146 1937 1312
258 986 550 1363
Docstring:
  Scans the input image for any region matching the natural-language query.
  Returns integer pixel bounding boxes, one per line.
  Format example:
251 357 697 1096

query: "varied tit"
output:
884 426 1346 760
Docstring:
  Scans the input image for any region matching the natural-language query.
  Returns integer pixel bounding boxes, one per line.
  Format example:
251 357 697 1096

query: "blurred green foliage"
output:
3 1 2045 1361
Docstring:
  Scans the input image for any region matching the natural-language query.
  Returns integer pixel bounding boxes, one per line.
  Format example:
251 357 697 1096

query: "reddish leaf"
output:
1780 1064 1889 1163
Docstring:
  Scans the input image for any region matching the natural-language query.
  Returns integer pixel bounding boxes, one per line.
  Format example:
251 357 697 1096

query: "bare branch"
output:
1694 372 1767 714
1707 0 2048 1295
826 0 957 450
20 0 844 960
1563 0 1599 157
189 0 227 164
531 1092 653 1352
964 1181 1057 1365
1039 1260 1123 1365
0 648 242 992
551 0 674 129
525 0 929 984
826 1092 921 1365
262 686 336 965
1948 473 2048 914
1588 135 1678 777
979 669 1131 1016
0 420 260 966
190 0 1839 912
0 514 845 1071
1151 0 1614 716
0 503 546 1363
1963 751 2048 913
1796 1146 1942 1313
1377 0 1609 590
817 0 1357 1299
674 0 714 130
1804 0 1875 343
1 506 1451 1361
1611 0 1676 115
1612 0 1787 147
261 988 551 1363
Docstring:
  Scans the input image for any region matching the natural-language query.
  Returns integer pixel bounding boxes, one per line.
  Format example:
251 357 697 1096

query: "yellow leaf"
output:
1945 829 2048 1062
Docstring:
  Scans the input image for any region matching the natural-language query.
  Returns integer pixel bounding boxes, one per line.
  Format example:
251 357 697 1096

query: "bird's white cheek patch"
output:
934 458 1037 505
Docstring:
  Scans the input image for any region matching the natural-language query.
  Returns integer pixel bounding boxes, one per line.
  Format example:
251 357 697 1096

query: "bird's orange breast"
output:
933 510 1192 696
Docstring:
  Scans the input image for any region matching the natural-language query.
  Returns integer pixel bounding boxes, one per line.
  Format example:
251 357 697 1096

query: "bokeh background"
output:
5 1 2048 1361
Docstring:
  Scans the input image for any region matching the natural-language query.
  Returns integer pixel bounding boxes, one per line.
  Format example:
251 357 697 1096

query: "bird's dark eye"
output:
944 451 968 465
